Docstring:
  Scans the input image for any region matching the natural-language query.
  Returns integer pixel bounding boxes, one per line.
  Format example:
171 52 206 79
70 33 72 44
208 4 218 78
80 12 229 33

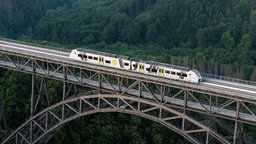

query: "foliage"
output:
51 113 189 144
0 0 77 38
0 71 30 129
11 0 255 80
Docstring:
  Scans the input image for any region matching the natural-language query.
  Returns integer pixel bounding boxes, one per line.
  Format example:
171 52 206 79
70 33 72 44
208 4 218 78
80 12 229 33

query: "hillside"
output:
0 0 255 80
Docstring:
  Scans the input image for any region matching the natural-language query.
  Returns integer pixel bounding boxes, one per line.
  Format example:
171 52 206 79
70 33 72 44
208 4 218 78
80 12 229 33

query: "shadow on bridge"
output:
2 94 229 144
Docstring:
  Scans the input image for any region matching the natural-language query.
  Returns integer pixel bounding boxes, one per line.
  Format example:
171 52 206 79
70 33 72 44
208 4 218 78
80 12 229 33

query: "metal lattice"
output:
0 45 256 143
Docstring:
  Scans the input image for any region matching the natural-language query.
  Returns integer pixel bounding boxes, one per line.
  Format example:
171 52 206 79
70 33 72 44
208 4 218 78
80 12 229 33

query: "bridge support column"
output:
234 122 244 144
31 75 50 115
233 101 244 144
118 76 121 93
62 81 78 120
0 102 7 142
31 74 35 117
98 73 102 94
30 75 51 143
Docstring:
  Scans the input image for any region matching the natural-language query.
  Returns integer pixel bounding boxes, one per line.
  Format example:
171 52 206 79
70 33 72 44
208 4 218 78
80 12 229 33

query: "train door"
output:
180 71 187 79
78 52 83 60
158 68 164 76
99 57 104 65
112 59 118 66
139 64 144 73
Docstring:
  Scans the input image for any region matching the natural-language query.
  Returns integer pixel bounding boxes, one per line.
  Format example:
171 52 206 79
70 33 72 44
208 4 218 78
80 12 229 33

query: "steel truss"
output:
2 94 230 144
0 102 7 142
0 49 256 143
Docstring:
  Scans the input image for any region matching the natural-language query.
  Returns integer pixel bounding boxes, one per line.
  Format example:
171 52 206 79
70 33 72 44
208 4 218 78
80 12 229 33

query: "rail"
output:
202 73 256 86
0 37 71 53
1 37 256 87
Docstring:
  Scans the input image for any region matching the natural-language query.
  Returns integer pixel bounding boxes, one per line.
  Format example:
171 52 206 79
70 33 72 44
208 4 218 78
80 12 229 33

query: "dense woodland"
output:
1 0 256 80
0 0 256 143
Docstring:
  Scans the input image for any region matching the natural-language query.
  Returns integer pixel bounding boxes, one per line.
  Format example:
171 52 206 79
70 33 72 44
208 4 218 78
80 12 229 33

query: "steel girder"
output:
0 50 255 143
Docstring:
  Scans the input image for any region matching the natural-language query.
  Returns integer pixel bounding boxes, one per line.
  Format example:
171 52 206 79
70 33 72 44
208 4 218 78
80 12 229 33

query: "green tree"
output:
220 31 235 49
249 10 256 47
83 34 96 45
0 71 30 129
146 24 158 42
237 33 252 49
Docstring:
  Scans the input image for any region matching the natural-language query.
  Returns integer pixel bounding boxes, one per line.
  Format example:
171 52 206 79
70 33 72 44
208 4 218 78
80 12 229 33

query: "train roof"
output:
76 48 130 60
76 48 191 71
129 58 144 62
146 61 191 71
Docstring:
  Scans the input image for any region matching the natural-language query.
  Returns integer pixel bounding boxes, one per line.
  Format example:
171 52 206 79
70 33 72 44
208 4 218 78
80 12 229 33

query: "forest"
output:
1 0 256 80
0 0 256 143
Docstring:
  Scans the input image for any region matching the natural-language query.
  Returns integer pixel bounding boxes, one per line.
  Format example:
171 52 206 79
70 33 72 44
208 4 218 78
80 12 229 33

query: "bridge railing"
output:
202 73 256 86
1 37 256 87
0 37 71 53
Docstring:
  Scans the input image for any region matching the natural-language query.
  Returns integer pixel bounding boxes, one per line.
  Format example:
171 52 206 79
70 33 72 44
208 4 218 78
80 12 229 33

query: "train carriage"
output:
69 48 202 83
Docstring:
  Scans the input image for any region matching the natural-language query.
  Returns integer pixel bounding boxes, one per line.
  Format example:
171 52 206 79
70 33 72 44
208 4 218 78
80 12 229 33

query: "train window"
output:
94 57 98 60
78 54 82 57
165 70 170 74
124 63 129 66
177 72 181 76
152 69 157 72
182 73 187 77
146 68 150 72
105 60 111 64
133 64 137 68
171 71 176 75
83 55 87 58
88 56 92 59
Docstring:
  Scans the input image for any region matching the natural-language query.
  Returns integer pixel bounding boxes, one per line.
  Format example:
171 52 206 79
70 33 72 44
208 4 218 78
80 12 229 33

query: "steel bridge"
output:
0 39 256 143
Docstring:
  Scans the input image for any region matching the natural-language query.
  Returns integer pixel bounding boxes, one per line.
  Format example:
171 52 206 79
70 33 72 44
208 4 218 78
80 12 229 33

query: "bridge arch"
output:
2 94 230 144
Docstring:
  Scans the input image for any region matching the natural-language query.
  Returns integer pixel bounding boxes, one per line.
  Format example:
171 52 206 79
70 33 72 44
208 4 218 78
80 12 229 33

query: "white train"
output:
70 48 202 83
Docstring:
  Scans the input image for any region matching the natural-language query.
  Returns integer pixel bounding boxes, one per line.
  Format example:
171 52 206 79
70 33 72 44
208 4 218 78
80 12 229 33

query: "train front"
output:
189 69 202 83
